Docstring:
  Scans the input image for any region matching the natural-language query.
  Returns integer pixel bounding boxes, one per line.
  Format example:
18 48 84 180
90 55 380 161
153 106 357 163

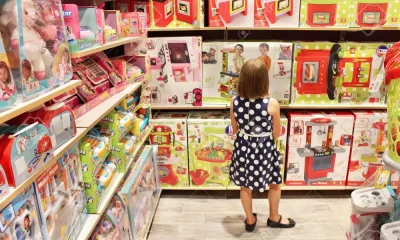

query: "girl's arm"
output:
268 98 281 140
230 97 238 134
233 57 239 72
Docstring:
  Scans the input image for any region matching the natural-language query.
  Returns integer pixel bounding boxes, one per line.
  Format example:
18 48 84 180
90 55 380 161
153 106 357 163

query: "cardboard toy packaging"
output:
125 37 203 107
286 111 354 186
0 34 17 109
347 110 399 186
202 42 292 105
349 0 400 28
291 42 389 106
114 0 153 27
209 0 254 27
0 184 42 240
149 112 190 188
151 0 204 29
299 0 351 28
187 111 234 188
254 0 300 28
278 113 288 185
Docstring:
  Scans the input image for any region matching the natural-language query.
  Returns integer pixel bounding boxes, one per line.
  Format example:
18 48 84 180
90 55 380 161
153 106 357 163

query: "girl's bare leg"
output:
240 187 255 224
268 184 289 224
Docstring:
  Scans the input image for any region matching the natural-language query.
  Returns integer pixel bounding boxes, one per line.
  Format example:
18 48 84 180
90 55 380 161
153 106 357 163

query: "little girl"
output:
230 59 295 232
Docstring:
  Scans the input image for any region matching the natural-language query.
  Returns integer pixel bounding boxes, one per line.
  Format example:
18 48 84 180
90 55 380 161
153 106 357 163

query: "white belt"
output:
239 129 271 138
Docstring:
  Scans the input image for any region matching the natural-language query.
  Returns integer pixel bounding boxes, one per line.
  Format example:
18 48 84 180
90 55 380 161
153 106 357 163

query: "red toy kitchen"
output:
209 0 248 26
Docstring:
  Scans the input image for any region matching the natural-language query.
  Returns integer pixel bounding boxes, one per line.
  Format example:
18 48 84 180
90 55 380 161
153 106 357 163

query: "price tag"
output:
369 74 384 93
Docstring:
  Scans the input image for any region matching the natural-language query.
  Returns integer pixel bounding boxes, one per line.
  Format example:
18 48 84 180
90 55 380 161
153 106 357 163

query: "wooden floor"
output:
148 191 351 240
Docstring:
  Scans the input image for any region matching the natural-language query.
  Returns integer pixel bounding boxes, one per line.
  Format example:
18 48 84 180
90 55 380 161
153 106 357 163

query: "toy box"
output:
151 0 203 29
120 145 160 240
202 42 292 105
120 85 143 112
277 113 288 185
187 111 234 187
98 108 135 144
149 112 190 187
0 166 9 198
90 52 126 88
79 129 113 214
34 145 87 240
62 5 99 52
291 42 389 105
286 111 355 186
96 8 106 45
90 193 132 240
115 0 153 27
0 184 42 240
349 0 400 28
121 12 147 37
0 123 54 187
254 0 300 28
125 37 203 107
104 10 123 43
0 0 72 99
0 35 17 109
113 55 149 84
131 105 151 140
209 0 254 28
299 0 351 28
347 110 399 186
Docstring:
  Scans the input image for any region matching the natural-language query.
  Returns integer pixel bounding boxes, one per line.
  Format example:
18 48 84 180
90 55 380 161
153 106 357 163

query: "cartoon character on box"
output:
0 36 16 108
349 0 400 28
209 0 251 27
0 185 42 240
149 113 190 187
254 0 300 27
291 42 388 105
202 42 292 105
299 0 349 28
187 112 234 187
286 111 354 186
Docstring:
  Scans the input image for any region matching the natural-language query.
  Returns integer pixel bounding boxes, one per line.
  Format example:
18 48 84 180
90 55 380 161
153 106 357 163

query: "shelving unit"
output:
152 104 387 110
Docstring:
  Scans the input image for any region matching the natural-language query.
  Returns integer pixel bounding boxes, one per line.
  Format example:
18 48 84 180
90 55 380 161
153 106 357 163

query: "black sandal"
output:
244 213 257 232
267 215 296 228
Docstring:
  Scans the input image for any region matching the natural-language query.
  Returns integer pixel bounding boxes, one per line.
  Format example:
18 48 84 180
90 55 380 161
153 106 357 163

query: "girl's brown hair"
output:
237 59 269 99
0 61 12 84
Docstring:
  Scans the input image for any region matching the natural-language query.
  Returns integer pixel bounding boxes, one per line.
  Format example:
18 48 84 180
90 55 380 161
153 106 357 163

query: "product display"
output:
349 0 400 28
115 0 153 27
286 111 354 186
121 12 147 37
188 111 233 187
104 10 123 43
0 36 16 109
291 42 389 105
209 0 254 27
202 42 292 105
254 0 300 28
149 112 190 187
0 165 9 198
299 0 350 28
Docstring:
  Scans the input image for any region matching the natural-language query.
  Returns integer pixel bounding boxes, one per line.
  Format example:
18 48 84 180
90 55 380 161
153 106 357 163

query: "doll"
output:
0 61 15 100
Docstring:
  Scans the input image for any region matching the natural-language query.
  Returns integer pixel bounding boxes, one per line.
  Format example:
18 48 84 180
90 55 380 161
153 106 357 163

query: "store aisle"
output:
148 195 350 240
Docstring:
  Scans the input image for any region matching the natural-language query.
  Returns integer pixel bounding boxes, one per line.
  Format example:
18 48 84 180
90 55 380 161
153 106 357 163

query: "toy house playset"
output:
149 112 190 187
121 12 147 37
151 0 203 29
120 145 161 239
349 0 400 28
115 0 153 27
187 111 234 187
34 146 87 240
0 0 72 99
347 110 399 186
254 0 300 28
0 36 17 109
291 42 389 105
299 0 351 28
0 185 42 240
286 111 355 186
202 42 292 105
0 123 54 187
209 0 254 27
127 37 203 107
90 193 132 240
62 5 99 52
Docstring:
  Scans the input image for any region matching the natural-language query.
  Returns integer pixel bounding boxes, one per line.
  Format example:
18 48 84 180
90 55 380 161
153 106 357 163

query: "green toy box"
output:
348 0 400 28
187 111 234 188
149 112 190 188
299 0 351 28
291 42 389 105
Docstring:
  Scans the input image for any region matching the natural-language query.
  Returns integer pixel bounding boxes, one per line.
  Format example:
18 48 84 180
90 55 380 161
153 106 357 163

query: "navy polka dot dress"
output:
230 96 282 192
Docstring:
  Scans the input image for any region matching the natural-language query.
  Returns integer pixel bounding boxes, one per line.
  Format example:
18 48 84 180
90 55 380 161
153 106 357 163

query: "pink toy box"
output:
0 36 17 109
1 0 72 99
0 184 42 240
286 111 355 186
89 193 132 240
254 0 300 28
121 12 148 37
104 10 123 43
96 8 106 45
90 52 126 87
347 110 398 186
125 37 203 107
112 55 149 84
0 123 54 187
209 0 254 28
34 145 87 240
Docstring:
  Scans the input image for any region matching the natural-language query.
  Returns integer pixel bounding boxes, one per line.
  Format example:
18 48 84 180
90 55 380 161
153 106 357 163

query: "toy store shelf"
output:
70 37 144 58
226 27 400 31
0 80 82 124
148 27 225 31
163 186 227 190
122 82 143 97
225 104 387 110
0 128 87 210
76 214 101 240
143 191 161 238
226 185 347 190
152 104 228 110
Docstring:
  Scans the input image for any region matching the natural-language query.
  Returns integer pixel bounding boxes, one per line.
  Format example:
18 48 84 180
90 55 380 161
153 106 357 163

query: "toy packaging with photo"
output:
291 42 389 105
286 111 354 186
121 12 148 37
0 36 17 109
104 10 123 43
187 111 234 187
209 0 254 27
202 42 292 105
149 112 190 187
254 0 300 28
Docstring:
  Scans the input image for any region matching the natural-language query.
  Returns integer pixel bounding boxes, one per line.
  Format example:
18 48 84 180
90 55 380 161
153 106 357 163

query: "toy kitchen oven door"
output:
153 0 174 27
176 0 199 25
305 1 339 27
296 118 346 184
263 0 294 24
217 0 248 24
